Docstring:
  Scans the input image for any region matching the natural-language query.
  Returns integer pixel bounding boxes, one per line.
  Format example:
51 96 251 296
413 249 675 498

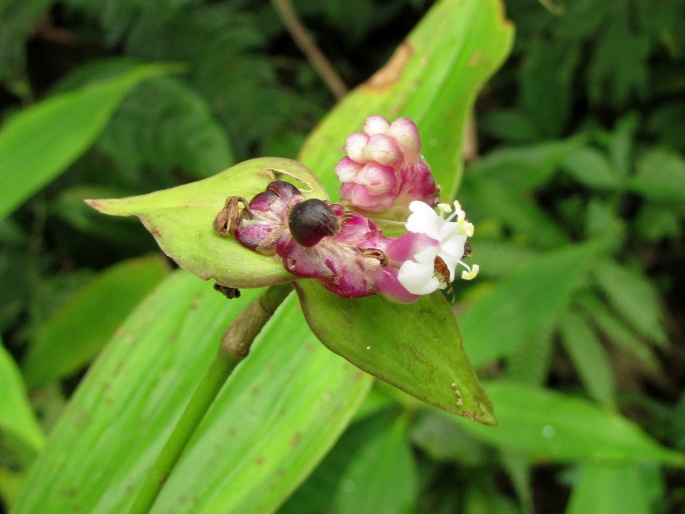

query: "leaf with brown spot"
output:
295 280 496 425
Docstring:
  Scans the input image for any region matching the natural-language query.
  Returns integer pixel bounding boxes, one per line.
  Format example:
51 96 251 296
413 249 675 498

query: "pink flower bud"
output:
362 134 403 166
363 115 391 136
336 115 437 214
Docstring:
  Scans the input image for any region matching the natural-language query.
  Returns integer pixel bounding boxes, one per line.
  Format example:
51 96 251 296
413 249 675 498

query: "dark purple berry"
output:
288 199 340 247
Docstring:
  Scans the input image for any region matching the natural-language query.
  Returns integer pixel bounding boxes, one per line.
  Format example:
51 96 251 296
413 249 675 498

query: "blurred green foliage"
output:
1 0 685 513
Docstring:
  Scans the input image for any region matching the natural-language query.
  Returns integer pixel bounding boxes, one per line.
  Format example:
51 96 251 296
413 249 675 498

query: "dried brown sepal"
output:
213 283 241 299
213 196 251 236
359 248 389 267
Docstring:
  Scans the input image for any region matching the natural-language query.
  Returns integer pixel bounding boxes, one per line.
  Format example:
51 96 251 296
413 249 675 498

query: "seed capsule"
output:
288 199 340 247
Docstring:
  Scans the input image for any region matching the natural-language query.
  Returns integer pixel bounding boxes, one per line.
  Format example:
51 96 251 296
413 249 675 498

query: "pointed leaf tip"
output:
85 157 328 288
295 280 496 425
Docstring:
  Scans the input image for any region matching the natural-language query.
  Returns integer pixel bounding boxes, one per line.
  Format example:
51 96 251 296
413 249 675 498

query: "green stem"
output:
127 283 293 514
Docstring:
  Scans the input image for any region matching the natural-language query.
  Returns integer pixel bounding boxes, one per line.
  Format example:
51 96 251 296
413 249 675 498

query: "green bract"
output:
87 157 327 288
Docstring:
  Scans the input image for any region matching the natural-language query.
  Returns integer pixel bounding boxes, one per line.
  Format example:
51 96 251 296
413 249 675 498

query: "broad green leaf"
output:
592 261 668 347
455 381 684 465
22 256 169 389
332 415 418 514
561 146 622 189
279 408 401 514
148 294 372 514
0 64 173 218
13 271 373 514
299 0 514 199
629 148 685 201
559 310 615 408
566 464 650 514
295 280 495 425
460 241 603 367
87 157 327 288
0 339 44 453
13 271 260 514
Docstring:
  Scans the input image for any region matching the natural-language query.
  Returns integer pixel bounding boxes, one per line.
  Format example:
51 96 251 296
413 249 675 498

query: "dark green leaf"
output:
332 415 418 514
629 149 685 201
561 147 622 189
295 280 495 425
592 261 668 347
559 310 615 407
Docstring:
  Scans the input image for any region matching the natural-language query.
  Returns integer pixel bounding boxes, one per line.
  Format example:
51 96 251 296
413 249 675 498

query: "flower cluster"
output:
335 115 438 215
217 115 478 303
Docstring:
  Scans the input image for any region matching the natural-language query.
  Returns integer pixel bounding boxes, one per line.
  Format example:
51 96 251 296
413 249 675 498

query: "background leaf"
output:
456 381 683 466
565 463 650 514
0 338 44 455
22 256 169 388
0 64 174 218
332 415 418 514
460 241 603 367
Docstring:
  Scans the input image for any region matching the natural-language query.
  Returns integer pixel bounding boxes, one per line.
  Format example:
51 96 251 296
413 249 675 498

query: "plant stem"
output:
271 0 349 100
127 282 293 514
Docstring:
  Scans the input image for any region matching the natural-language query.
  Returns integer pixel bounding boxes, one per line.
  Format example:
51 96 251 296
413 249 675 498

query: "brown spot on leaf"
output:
364 43 413 91
60 487 77 497
290 432 301 447
256 456 265 466
149 227 161 237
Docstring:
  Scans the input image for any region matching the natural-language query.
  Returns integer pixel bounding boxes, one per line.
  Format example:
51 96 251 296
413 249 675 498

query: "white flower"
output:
398 200 479 294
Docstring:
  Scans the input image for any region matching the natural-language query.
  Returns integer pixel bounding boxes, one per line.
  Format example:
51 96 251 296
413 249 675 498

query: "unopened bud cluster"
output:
218 115 478 303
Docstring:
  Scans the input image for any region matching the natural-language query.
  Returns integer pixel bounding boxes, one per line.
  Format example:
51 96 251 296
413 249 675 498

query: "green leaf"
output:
97 74 235 179
87 157 327 288
566 464 650 514
506 322 555 386
332 415 418 514
592 261 668 347
0 64 174 218
300 0 514 199
460 241 603 367
14 271 372 514
471 137 586 192
559 310 615 408
0 338 44 454
561 147 622 189
456 381 684 465
22 256 169 389
629 148 685 201
147 294 372 514
295 280 495 425
460 177 569 249
577 293 660 372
